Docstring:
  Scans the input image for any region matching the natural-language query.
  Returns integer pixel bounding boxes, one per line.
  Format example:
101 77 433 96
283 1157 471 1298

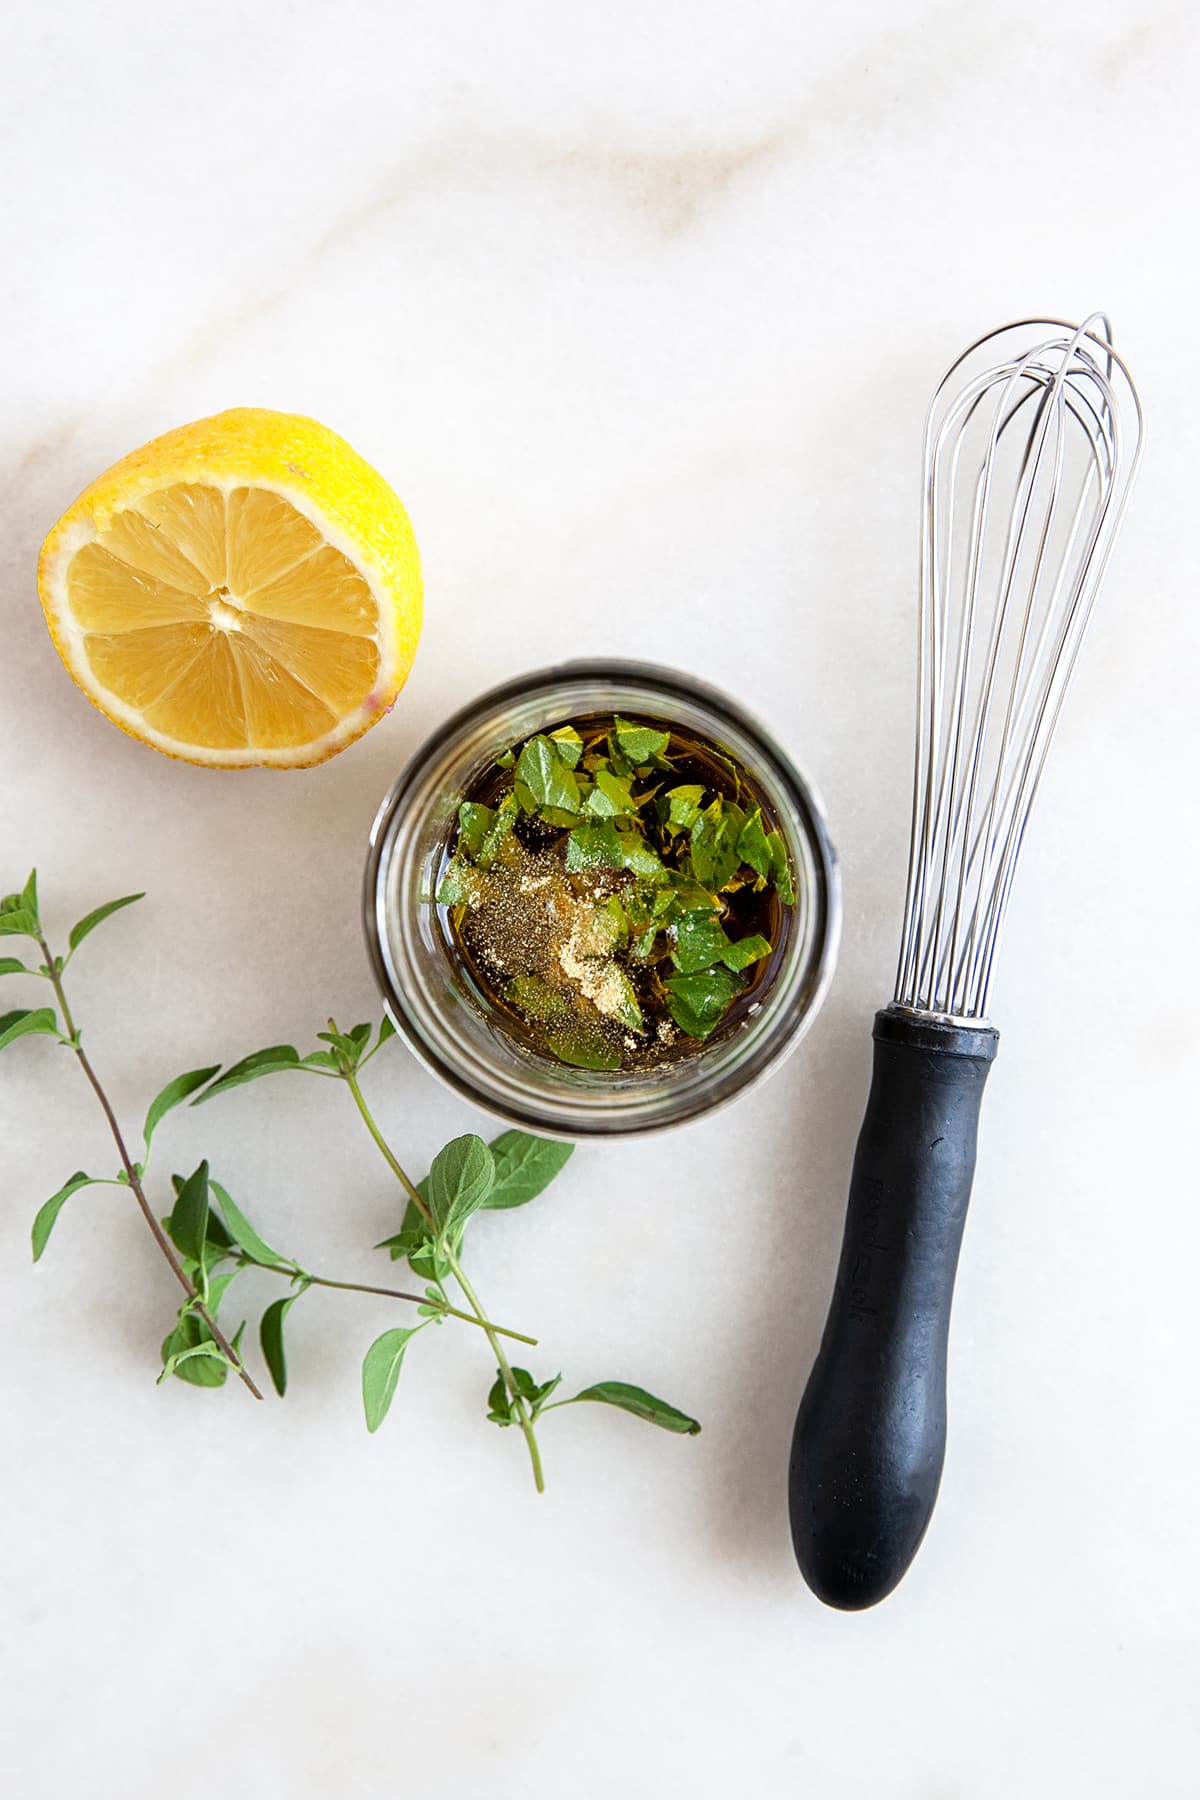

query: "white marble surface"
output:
3 3 1199 1794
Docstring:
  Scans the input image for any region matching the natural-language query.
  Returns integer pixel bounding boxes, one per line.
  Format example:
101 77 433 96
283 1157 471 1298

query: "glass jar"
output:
363 660 840 1137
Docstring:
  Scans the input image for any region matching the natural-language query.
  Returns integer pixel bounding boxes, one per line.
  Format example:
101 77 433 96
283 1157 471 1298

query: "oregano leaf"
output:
0 1007 59 1052
483 1132 574 1211
31 1171 98 1262
362 1326 423 1432
260 1293 301 1397
192 1046 303 1103
426 1135 495 1239
561 1381 701 1434
209 1178 284 1268
67 892 144 954
143 1066 222 1150
515 736 580 814
167 1160 210 1262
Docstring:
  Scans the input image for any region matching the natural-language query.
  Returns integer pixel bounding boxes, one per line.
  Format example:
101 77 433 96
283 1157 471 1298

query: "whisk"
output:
788 316 1144 1609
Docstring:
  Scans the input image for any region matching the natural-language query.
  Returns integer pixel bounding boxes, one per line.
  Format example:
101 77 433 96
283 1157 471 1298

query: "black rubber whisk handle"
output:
788 1006 998 1609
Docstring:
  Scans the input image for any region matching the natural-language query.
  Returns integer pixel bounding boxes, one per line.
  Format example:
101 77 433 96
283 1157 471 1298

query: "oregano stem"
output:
287 1269 537 1345
38 937 263 1400
341 1065 431 1219
443 1244 545 1492
337 1059 546 1491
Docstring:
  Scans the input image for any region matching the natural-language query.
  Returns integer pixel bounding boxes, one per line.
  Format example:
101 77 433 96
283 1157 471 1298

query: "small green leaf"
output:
484 1132 575 1210
0 912 39 939
143 1066 222 1150
509 1366 540 1401
530 1373 563 1416
170 1174 234 1253
563 1381 701 1434
612 718 670 765
584 767 638 819
672 911 730 974
260 1293 301 1397
665 967 741 1040
486 1370 514 1425
0 874 39 938
376 1188 453 1279
362 1326 423 1431
67 892 144 954
31 1172 97 1262
0 956 30 976
477 793 520 866
168 1161 211 1262
457 800 496 857
496 747 516 769
437 857 474 906
158 1341 231 1384
376 1014 397 1050
767 831 796 905
617 832 665 878
666 784 705 829
607 965 645 1033
205 1270 240 1315
546 1023 621 1071
516 735 581 814
427 1135 495 1238
591 895 629 953
192 1046 302 1103
159 1310 227 1388
300 1048 340 1070
565 821 625 872
736 808 773 882
506 975 570 1020
209 1179 284 1268
689 801 743 892
0 1007 59 1052
721 933 772 972
548 725 584 768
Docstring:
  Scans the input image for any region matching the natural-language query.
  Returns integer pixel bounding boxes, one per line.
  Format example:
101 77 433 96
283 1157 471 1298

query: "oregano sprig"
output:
4 872 700 1491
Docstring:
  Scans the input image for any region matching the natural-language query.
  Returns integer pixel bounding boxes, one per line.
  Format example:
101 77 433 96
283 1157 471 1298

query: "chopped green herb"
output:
720 933 772 972
672 911 731 974
477 793 520 867
457 802 495 859
612 718 671 765
546 1023 623 1071
664 966 742 1040
436 714 798 1068
666 784 705 830
516 736 581 814
548 725 584 769
737 807 773 884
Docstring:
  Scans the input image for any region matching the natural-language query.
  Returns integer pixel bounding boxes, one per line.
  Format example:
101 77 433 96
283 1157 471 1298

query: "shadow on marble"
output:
698 994 872 1585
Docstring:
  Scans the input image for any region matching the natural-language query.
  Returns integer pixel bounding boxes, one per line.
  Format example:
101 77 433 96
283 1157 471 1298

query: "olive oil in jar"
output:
432 713 798 1073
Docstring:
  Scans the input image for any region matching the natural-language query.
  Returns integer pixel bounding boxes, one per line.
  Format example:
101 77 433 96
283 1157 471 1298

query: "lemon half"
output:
37 408 422 768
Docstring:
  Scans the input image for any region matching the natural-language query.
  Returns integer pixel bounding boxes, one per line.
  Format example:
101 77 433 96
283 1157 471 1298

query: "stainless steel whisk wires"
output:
894 316 1145 1022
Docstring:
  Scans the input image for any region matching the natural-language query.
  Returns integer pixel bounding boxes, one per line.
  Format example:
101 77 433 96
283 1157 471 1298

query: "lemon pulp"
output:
66 483 383 752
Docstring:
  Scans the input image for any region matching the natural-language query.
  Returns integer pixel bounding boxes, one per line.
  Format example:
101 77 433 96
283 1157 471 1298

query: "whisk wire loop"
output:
894 315 1143 1021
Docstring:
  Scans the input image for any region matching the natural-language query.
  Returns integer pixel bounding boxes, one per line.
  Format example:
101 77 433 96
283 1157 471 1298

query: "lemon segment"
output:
37 410 422 769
